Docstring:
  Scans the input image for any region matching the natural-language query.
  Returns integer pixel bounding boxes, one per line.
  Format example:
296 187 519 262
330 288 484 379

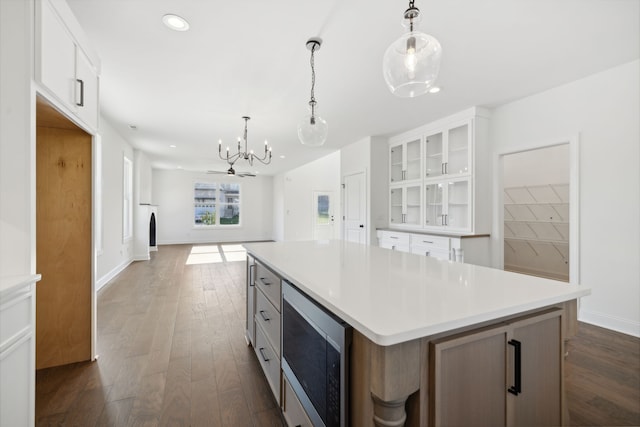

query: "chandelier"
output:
298 37 328 146
382 0 442 97
218 116 272 169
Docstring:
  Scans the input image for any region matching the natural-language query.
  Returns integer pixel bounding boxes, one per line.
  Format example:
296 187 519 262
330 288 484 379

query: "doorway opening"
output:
500 141 578 283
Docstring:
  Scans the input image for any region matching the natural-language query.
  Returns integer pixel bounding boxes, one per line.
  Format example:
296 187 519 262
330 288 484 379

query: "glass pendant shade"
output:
383 30 442 98
297 111 328 147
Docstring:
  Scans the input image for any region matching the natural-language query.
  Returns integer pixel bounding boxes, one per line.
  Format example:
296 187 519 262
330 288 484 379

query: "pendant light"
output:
382 0 442 98
298 37 328 147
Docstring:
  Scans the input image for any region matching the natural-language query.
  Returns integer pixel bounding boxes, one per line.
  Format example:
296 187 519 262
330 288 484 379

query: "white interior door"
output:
313 191 335 240
343 171 366 244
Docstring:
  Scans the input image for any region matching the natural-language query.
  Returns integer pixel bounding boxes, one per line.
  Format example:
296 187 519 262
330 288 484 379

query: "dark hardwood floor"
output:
35 244 640 426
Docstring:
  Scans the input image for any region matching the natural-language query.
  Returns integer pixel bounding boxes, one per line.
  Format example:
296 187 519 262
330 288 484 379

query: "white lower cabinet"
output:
282 374 313 427
378 230 411 253
0 276 40 427
247 259 282 405
377 229 491 266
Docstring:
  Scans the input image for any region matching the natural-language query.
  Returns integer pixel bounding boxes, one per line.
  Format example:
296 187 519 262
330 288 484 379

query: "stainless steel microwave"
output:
281 280 352 427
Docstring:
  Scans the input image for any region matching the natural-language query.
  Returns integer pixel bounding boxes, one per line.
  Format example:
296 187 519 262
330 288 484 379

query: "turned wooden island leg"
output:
352 331 421 426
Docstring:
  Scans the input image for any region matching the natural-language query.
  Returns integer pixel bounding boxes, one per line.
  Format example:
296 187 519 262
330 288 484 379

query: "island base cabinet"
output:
429 308 562 427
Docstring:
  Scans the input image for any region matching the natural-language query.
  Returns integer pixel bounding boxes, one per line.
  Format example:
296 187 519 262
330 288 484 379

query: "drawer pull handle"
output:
249 265 255 286
390 236 398 239
259 277 271 286
259 347 270 362
259 310 270 322
423 240 433 244
508 339 522 396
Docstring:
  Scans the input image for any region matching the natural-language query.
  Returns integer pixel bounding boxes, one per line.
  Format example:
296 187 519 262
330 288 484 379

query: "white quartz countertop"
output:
244 240 590 346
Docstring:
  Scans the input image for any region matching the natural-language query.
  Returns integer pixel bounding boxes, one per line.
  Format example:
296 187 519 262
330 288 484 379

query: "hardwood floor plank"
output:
159 356 192 426
190 378 222 427
127 372 166 427
95 398 134 427
218 387 254 427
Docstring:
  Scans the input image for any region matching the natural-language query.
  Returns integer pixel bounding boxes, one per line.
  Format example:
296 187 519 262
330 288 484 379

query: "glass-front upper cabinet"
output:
424 178 471 231
390 138 422 183
390 184 421 227
424 120 471 179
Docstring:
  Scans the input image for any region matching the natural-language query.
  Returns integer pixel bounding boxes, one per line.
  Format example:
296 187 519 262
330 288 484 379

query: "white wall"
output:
272 174 285 241
490 60 640 336
275 151 341 241
503 144 569 187
152 169 273 244
340 136 389 245
96 119 135 290
0 0 34 278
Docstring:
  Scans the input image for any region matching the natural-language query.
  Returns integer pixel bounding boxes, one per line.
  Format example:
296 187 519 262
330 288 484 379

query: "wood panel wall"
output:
36 101 92 369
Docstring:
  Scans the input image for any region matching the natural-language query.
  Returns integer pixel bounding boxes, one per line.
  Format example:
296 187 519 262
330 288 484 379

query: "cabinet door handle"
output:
402 213 406 223
259 347 270 362
425 251 430 256
441 163 445 175
423 240 433 244
508 339 522 396
259 277 271 286
390 236 399 239
249 264 255 286
259 310 270 322
445 162 448 175
76 78 84 107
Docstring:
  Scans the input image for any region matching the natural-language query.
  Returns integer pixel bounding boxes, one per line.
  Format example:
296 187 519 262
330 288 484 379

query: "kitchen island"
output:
243 240 590 427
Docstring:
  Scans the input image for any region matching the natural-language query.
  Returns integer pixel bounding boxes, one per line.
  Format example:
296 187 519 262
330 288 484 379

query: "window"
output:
123 156 133 240
194 182 241 227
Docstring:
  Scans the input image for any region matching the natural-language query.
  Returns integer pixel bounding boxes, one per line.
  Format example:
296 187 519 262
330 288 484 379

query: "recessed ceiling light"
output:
279 155 286 159
162 14 190 32
169 144 177 148
128 124 137 130
428 86 441 94
177 166 183 169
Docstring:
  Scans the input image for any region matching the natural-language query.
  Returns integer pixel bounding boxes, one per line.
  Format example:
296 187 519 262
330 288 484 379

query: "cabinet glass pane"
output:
390 146 403 182
390 188 403 224
406 186 421 225
425 183 443 226
447 180 469 229
405 139 421 180
425 132 443 178
447 124 469 175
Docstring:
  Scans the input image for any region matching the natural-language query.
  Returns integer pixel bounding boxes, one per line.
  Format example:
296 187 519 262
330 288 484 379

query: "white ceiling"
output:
66 0 639 176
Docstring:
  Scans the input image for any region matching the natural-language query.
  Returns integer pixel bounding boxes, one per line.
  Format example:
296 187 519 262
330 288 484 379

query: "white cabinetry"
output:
389 137 422 183
388 108 491 235
36 0 100 132
378 230 411 253
389 184 421 227
377 229 491 266
252 260 281 402
0 275 40 427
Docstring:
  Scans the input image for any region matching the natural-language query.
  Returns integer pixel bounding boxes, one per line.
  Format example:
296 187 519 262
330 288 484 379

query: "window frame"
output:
193 180 242 228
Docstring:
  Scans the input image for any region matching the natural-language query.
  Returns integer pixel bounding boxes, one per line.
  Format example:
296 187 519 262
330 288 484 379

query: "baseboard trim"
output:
96 259 133 293
579 309 640 338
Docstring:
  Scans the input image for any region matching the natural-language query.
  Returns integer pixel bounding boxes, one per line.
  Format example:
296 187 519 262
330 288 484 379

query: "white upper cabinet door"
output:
390 138 422 183
75 47 99 130
425 120 472 180
38 0 76 108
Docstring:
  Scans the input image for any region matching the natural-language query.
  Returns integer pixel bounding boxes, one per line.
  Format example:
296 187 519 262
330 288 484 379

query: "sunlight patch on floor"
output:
185 244 246 265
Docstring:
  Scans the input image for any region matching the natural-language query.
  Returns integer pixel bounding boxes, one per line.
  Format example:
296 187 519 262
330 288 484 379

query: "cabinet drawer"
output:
255 323 281 403
411 246 450 261
0 289 33 345
410 234 450 250
255 289 281 358
255 261 281 311
379 231 411 245
282 373 313 427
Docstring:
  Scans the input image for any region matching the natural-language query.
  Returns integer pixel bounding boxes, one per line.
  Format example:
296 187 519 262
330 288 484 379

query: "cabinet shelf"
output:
505 219 567 224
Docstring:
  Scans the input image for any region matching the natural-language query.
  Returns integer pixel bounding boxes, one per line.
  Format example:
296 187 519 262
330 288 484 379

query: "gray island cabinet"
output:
244 240 589 427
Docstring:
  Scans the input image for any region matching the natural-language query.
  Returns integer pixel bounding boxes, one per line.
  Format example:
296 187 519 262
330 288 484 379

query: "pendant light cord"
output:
309 43 317 118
